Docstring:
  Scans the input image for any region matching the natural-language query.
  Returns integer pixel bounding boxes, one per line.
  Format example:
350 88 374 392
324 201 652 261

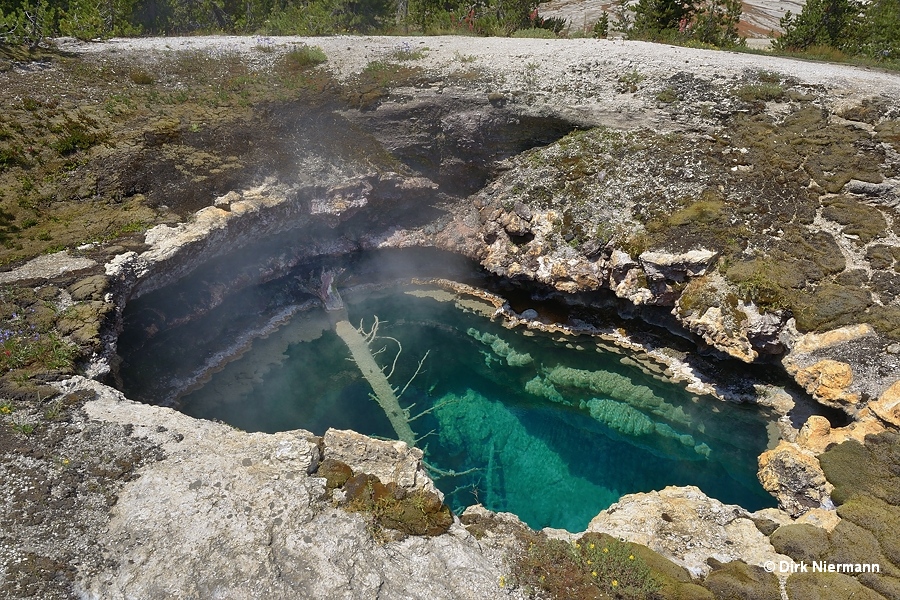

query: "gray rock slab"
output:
0 251 96 284
61 378 517 600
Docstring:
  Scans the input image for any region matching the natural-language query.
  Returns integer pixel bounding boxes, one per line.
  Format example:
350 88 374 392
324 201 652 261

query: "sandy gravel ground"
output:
58 34 900 102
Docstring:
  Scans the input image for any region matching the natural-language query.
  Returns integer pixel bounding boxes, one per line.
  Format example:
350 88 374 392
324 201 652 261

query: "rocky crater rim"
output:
32 34 900 503
4 37 900 599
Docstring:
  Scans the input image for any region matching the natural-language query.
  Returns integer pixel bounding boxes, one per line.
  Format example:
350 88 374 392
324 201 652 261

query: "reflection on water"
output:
173 284 776 531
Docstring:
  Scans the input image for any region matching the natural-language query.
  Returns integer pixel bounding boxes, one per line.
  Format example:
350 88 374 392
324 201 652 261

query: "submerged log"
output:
334 318 417 447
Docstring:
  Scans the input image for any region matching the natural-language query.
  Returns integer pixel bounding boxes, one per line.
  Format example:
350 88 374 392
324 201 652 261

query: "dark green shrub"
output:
775 0 900 60
128 68 154 85
511 27 555 38
511 531 660 600
775 0 859 51
593 13 609 37
50 119 107 155
627 0 742 47
281 45 327 73
536 15 567 33
0 0 56 49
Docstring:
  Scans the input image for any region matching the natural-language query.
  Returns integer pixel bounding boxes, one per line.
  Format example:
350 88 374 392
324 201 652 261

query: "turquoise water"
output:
177 284 777 531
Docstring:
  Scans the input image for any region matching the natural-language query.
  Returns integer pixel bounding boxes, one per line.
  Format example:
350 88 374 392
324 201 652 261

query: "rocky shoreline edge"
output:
1 36 899 599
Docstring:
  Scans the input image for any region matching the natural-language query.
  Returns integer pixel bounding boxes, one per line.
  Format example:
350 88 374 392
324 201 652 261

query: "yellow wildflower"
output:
629 555 635 560
612 580 619 587
603 548 609 553
589 543 595 549
592 571 597 577
498 576 506 588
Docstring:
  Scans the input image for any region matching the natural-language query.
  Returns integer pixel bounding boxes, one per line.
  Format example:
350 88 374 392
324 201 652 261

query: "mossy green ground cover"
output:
770 432 900 599
0 42 422 269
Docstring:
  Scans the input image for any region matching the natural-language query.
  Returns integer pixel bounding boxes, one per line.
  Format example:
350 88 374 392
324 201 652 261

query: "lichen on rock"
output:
587 485 789 579
757 440 834 518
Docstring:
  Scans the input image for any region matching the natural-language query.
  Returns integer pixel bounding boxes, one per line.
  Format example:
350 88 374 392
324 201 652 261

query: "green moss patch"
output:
0 286 79 384
875 120 900 145
734 83 785 104
793 283 872 332
56 300 112 346
786 572 887 600
702 559 780 600
771 524 831 562
507 529 783 600
667 199 725 227
677 276 741 317
725 259 804 309
818 432 900 506
312 459 453 540
342 472 453 538
836 98 888 125
316 457 353 489
838 496 900 567
821 197 888 244
768 433 900 598
865 305 900 340
866 245 900 271
858 573 900 600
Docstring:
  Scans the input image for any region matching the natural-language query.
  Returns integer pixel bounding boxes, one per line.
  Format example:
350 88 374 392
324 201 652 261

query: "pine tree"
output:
774 0 861 51
631 0 695 37
850 0 900 58
690 0 742 46
0 0 55 47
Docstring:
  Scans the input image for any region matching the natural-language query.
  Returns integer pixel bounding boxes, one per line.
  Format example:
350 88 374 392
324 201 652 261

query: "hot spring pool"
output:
148 283 778 531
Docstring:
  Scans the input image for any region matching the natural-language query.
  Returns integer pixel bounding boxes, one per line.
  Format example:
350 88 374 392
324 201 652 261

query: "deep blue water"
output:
177 285 777 531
